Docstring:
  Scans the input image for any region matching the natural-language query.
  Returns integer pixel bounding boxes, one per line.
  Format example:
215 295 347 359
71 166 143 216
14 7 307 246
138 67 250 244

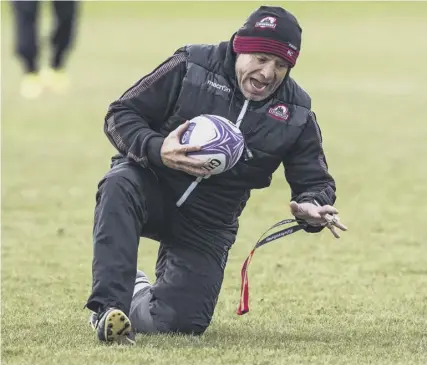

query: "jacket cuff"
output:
146 136 165 167
300 220 325 233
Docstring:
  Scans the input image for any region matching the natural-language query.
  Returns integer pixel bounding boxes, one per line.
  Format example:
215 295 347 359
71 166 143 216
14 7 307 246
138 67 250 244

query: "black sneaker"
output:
90 308 136 345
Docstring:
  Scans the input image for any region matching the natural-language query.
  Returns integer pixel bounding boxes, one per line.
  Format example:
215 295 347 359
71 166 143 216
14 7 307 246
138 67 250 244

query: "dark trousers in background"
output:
85 161 232 335
12 1 78 73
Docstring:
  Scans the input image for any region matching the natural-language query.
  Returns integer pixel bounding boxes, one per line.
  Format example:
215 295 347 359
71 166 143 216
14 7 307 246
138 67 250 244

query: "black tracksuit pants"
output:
12 1 78 73
85 160 233 334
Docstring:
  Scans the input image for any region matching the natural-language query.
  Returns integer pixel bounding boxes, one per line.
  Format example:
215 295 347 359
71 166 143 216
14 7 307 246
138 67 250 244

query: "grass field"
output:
1 1 427 364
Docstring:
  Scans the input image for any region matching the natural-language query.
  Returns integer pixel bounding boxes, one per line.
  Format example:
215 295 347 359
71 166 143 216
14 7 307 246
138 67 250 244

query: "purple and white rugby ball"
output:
180 114 245 175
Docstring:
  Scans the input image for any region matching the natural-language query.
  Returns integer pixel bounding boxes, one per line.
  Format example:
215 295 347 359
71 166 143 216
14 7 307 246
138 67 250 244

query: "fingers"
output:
179 144 202 153
169 161 208 177
170 156 210 176
318 204 348 234
332 219 348 231
180 166 209 177
327 224 341 239
179 158 207 169
324 214 348 232
317 204 338 215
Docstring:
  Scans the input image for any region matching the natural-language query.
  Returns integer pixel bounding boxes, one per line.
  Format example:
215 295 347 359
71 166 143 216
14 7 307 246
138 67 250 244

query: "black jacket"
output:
104 37 336 232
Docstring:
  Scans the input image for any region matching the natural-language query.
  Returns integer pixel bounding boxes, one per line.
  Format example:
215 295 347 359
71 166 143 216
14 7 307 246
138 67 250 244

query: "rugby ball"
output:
180 114 245 175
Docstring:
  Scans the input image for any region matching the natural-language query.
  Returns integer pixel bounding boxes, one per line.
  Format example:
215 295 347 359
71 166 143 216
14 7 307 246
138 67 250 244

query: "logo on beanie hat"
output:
255 17 277 29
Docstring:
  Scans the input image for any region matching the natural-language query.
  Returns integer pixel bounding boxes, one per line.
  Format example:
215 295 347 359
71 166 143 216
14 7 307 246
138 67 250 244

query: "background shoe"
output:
20 73 43 99
92 308 135 346
40 68 70 94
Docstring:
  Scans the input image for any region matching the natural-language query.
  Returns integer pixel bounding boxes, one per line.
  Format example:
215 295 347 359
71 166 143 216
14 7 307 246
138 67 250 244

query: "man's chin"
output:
246 92 270 102
240 88 266 101
242 87 274 101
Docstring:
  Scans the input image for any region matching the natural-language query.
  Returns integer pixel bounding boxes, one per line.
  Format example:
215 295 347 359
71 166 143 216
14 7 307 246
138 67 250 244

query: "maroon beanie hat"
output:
233 6 302 67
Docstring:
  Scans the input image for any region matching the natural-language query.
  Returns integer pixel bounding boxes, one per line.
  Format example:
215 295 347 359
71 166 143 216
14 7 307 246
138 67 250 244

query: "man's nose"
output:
260 62 275 80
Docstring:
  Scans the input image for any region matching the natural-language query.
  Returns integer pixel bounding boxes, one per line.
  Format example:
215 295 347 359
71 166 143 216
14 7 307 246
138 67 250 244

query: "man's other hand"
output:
290 201 348 238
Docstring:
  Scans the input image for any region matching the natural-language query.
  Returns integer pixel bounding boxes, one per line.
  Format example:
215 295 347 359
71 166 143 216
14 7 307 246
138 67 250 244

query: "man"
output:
11 1 79 98
86 6 347 345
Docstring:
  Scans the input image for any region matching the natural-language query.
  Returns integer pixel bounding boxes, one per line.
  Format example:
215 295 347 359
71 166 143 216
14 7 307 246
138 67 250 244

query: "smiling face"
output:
235 53 290 101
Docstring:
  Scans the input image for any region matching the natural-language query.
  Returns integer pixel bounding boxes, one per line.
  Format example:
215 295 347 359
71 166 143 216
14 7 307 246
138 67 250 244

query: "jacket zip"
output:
236 99 253 161
236 99 249 128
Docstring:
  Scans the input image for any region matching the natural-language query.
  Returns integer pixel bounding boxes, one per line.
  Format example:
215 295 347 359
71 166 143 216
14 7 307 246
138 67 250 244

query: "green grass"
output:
2 2 427 364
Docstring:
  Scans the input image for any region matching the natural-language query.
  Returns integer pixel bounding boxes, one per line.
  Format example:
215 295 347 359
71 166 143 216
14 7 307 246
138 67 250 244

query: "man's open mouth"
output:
250 78 268 91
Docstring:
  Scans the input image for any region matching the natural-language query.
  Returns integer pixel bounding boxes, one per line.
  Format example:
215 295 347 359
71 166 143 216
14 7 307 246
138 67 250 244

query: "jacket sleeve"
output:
282 111 337 232
104 51 187 167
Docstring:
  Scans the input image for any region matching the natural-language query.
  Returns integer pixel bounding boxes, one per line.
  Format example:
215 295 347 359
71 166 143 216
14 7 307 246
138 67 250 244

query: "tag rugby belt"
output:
237 218 307 315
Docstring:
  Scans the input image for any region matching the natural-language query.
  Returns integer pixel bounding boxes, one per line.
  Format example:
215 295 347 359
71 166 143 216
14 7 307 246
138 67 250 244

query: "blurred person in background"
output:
11 0 79 99
86 6 347 345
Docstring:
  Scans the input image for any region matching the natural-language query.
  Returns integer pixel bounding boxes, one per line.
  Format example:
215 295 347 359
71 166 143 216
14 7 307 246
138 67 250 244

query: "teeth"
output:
250 79 267 90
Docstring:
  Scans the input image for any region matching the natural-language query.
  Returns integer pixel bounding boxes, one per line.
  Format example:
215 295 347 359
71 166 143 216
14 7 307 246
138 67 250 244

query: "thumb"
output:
289 201 300 215
173 121 190 139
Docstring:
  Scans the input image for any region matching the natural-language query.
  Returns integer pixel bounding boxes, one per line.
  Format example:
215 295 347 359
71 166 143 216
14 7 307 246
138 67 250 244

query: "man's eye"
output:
257 56 267 63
